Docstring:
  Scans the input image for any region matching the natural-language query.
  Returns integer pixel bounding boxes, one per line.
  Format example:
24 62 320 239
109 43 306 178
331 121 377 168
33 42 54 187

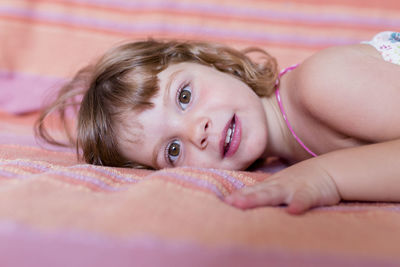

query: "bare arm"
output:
316 139 400 202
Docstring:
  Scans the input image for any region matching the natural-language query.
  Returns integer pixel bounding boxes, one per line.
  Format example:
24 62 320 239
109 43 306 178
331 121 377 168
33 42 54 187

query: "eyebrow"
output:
163 69 183 107
152 138 163 169
152 69 183 168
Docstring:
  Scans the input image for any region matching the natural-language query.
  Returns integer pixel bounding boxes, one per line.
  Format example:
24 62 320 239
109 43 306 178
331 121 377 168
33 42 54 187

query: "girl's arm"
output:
318 139 400 202
225 139 400 214
225 44 400 214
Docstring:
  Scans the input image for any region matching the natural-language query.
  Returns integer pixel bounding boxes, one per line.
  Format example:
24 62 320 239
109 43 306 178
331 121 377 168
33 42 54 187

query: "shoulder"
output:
295 44 382 93
293 44 400 142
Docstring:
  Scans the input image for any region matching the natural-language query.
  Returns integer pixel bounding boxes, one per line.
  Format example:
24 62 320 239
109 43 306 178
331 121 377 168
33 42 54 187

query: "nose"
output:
187 117 210 149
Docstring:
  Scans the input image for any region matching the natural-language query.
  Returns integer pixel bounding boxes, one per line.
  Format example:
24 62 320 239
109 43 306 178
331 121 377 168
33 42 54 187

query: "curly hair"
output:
35 39 278 168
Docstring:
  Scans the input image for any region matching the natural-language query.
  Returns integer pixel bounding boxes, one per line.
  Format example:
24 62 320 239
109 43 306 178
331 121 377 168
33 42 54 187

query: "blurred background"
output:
1 0 400 114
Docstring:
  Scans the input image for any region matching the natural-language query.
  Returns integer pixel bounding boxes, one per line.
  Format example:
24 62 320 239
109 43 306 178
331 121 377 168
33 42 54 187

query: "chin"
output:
220 162 245 171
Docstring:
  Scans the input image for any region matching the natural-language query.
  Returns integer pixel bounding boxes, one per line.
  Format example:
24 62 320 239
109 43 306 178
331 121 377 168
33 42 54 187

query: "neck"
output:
260 70 304 163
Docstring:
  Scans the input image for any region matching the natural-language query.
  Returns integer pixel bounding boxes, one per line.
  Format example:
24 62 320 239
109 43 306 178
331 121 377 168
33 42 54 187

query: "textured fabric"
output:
1 0 400 266
2 112 400 267
363 31 400 65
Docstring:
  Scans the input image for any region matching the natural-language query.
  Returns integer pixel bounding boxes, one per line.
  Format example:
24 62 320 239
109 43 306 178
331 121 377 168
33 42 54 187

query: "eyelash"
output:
165 139 181 165
176 82 192 110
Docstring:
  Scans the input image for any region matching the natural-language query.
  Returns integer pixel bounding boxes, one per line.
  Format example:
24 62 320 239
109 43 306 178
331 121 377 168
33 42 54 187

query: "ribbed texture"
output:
1 108 400 266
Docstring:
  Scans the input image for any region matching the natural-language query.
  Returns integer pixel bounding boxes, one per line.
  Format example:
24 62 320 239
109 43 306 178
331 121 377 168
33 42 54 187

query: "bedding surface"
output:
1 112 400 266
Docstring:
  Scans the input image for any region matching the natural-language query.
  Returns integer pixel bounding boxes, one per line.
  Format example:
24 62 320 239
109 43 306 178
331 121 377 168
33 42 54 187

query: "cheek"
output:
198 79 239 106
198 85 221 106
243 117 268 155
183 154 214 168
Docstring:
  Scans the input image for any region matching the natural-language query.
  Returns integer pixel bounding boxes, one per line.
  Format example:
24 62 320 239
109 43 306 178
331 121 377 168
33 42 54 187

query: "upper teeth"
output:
224 123 235 147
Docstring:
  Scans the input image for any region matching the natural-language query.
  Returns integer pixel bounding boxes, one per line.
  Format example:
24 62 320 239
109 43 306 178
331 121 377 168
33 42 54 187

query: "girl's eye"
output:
177 84 192 110
165 140 181 164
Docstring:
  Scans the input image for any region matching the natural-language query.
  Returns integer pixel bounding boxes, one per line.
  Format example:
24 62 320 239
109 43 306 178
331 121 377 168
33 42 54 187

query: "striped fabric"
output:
1 0 400 266
1 0 400 113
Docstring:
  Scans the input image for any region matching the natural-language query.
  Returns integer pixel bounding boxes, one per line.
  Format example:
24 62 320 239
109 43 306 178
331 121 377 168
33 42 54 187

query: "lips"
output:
220 114 241 158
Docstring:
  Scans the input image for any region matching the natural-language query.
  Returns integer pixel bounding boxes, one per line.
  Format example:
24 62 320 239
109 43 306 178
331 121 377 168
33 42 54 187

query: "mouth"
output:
220 114 241 158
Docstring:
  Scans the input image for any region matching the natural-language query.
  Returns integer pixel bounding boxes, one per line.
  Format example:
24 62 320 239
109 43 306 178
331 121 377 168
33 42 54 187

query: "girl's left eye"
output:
177 84 192 110
165 139 181 165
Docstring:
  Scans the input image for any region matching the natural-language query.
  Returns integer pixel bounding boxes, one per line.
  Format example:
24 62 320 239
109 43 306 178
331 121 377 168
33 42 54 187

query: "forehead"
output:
116 63 187 140
117 116 145 144
116 107 164 168
157 62 212 81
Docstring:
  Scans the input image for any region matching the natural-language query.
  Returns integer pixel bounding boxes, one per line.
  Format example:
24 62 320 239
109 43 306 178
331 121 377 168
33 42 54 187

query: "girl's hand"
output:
224 159 341 214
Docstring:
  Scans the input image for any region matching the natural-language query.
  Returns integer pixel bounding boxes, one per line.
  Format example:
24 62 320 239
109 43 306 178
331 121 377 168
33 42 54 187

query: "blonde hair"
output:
35 39 278 168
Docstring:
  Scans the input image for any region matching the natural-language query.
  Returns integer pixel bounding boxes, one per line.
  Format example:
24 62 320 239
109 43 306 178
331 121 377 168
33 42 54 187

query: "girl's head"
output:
36 39 278 170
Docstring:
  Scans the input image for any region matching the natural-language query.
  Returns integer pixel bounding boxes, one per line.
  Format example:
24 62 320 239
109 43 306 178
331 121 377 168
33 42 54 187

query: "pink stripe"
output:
0 70 65 114
274 202 400 213
151 171 225 198
69 164 140 183
0 133 42 147
0 160 127 191
0 135 74 152
0 221 398 267
315 203 400 213
184 166 245 189
0 160 139 183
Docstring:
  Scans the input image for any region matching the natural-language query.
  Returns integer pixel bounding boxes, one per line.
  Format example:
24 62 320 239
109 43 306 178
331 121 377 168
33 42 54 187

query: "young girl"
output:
36 31 400 214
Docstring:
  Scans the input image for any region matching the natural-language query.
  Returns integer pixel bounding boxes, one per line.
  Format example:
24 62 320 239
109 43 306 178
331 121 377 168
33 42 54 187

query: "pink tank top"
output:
275 64 317 157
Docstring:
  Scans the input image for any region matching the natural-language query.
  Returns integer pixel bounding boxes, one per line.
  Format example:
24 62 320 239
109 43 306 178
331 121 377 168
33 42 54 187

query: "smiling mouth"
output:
221 114 241 158
223 116 236 155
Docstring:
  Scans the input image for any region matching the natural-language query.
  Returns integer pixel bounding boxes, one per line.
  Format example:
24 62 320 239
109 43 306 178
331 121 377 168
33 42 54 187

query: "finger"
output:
228 179 280 196
287 189 314 215
224 185 288 209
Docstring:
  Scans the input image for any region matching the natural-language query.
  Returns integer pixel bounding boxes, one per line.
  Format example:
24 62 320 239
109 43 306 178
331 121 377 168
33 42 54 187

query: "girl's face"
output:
119 62 269 170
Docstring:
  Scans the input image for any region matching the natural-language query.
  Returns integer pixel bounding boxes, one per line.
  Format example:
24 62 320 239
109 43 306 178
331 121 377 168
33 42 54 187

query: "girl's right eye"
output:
165 139 181 165
177 84 192 110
